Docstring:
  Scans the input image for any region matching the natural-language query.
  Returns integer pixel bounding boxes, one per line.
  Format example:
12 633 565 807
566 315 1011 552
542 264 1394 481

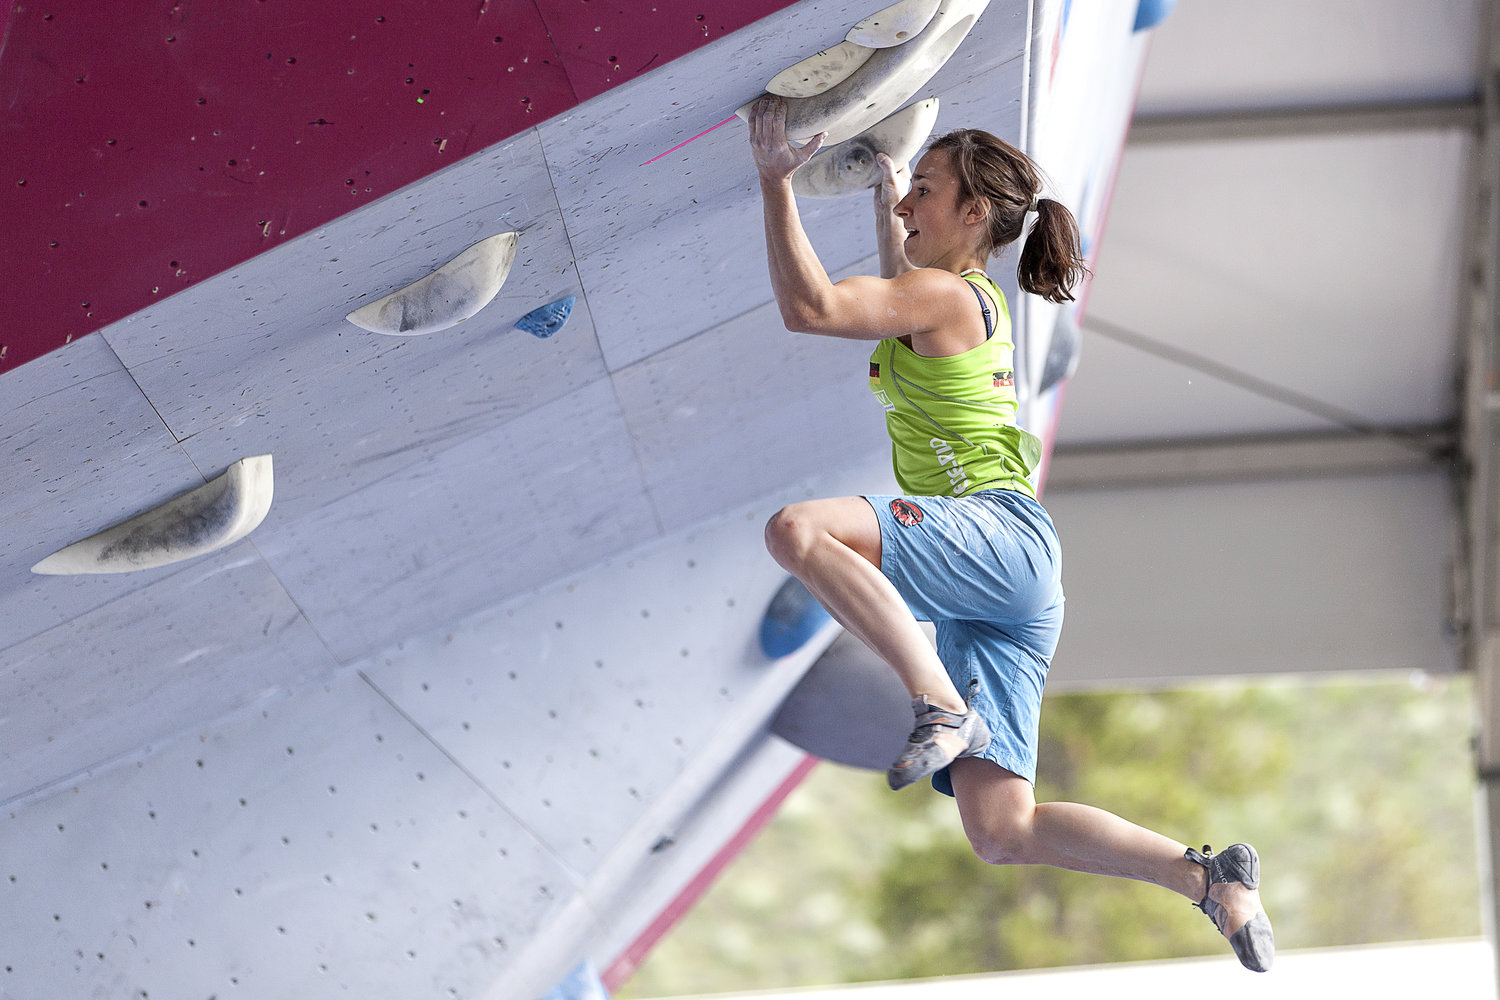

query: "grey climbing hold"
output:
32 455 275 575
739 0 989 147
766 40 874 98
846 0 941 47
793 98 939 199
346 231 519 336
770 632 913 769
1039 308 1082 396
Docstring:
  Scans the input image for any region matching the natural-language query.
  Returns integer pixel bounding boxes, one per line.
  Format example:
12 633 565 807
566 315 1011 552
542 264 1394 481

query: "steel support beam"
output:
1046 427 1453 491
1129 98 1480 145
1456 0 1500 990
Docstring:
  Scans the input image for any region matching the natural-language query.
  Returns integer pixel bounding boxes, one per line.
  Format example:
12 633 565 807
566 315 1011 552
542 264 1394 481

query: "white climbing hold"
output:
846 0 941 47
346 231 519 336
32 455 275 575
740 0 988 147
793 97 939 199
766 40 874 98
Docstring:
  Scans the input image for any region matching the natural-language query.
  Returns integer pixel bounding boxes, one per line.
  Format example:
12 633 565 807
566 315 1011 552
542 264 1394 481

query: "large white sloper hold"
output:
793 97 939 199
846 0 941 47
766 40 874 98
32 455 275 575
739 0 988 147
345 231 519 335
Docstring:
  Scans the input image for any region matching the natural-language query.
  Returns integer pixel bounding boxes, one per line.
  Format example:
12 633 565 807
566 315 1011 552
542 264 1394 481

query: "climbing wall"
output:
0 1 1075 996
0 452 895 999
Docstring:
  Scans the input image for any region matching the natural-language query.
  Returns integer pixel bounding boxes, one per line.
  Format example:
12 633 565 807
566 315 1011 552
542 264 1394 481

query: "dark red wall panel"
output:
0 0 794 375
536 0 780 102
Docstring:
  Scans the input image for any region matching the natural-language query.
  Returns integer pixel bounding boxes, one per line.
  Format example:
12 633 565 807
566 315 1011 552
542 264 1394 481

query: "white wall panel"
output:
172 279 608 527
401 458 890 999
359 475 847 880
613 258 896 527
0 672 574 1000
254 378 658 664
98 129 586 444
0 335 197 646
1 334 157 519
0 543 338 806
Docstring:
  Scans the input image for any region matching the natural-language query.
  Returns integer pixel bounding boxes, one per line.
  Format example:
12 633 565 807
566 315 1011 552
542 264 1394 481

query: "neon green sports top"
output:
867 270 1041 499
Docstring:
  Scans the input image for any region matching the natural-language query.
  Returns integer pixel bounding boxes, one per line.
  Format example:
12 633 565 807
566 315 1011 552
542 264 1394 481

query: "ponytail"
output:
1018 197 1089 304
925 129 1092 304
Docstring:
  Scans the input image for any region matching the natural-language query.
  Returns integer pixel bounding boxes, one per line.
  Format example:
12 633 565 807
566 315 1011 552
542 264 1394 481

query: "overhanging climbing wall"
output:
0 1 1135 996
0 463 877 998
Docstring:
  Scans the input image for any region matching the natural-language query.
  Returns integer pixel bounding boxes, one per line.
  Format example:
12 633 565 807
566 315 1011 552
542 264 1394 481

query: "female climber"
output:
748 95 1274 973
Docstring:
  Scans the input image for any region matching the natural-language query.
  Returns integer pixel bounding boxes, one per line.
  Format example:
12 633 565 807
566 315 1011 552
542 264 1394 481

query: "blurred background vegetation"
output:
618 674 1479 997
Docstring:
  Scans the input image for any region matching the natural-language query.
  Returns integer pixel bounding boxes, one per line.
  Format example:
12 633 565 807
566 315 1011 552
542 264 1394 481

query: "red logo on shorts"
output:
890 499 924 526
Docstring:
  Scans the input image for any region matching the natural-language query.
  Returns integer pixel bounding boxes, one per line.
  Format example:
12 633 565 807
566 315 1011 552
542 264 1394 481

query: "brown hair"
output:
924 129 1089 304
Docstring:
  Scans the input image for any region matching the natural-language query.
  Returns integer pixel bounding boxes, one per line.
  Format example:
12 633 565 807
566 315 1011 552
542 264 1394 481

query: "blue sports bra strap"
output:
966 278 994 340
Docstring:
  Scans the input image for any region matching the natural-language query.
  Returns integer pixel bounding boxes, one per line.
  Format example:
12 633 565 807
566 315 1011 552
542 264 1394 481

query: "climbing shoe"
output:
886 696 990 791
1186 842 1275 972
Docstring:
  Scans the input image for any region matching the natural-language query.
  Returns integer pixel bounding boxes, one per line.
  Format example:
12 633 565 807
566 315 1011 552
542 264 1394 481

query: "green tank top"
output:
867 270 1041 499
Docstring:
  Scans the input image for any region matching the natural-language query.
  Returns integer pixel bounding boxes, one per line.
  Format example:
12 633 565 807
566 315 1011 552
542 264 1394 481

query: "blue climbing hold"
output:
514 295 575 338
1133 0 1176 31
760 575 832 658
1039 307 1082 396
542 959 610 1000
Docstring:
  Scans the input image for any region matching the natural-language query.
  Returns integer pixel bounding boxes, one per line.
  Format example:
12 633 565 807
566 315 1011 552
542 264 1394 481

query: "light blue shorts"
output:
864 489 1064 794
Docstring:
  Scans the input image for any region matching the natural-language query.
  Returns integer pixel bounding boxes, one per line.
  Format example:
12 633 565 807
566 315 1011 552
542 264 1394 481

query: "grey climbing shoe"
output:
1186 843 1275 972
886 696 990 791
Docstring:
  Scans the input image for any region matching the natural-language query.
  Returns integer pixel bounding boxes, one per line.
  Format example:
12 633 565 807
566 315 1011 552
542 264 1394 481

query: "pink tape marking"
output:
640 114 740 166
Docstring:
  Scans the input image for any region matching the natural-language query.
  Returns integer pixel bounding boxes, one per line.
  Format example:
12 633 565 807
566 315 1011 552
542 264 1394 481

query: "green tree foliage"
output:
868 684 1283 978
618 676 1478 997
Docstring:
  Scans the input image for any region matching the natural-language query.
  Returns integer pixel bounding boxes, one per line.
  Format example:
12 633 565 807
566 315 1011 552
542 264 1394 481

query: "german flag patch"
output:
870 362 881 380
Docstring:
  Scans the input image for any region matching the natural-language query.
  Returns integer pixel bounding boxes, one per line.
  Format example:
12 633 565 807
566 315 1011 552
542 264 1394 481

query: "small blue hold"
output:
760 575 832 659
542 959 609 1000
514 295 575 338
1133 0 1176 31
